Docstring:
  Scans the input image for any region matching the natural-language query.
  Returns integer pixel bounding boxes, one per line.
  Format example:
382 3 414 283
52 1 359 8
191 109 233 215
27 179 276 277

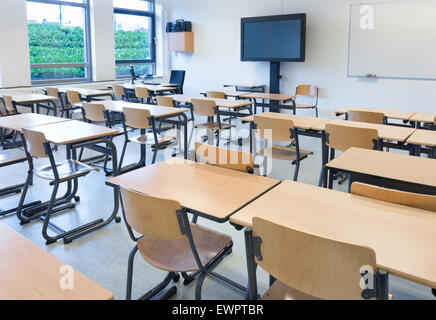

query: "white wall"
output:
167 0 436 117
0 0 31 88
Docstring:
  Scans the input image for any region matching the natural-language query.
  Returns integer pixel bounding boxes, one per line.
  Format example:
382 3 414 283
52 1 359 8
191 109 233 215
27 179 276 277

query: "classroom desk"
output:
325 147 436 195
58 87 114 101
0 113 69 132
407 129 436 157
88 100 190 161
0 222 113 300
409 112 436 127
242 93 296 114
335 106 416 122
240 112 329 154
1 94 58 116
200 90 252 99
230 180 436 296
120 83 178 94
106 158 280 223
19 120 121 244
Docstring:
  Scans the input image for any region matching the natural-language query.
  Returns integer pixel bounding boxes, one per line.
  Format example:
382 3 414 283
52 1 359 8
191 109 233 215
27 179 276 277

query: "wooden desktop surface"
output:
90 100 190 118
31 120 118 145
201 90 253 98
106 158 280 222
1 94 57 104
312 119 416 142
409 112 436 124
326 147 436 188
0 113 69 131
58 87 113 97
407 129 436 147
230 180 436 289
336 106 416 121
242 93 295 101
240 112 329 131
170 95 253 109
120 83 177 92
0 223 113 300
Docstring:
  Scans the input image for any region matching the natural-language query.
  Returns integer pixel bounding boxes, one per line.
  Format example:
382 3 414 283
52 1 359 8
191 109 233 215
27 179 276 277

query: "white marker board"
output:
348 0 436 80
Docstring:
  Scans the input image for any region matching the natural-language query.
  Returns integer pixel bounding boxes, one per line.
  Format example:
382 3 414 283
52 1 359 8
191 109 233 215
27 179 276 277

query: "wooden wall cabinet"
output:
168 32 194 52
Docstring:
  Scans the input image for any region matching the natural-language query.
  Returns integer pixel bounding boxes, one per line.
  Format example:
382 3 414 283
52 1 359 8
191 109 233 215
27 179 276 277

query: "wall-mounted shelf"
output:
168 32 194 52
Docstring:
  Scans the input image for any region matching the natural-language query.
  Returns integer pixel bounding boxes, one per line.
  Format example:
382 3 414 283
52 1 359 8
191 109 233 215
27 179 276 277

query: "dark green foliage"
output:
28 23 150 80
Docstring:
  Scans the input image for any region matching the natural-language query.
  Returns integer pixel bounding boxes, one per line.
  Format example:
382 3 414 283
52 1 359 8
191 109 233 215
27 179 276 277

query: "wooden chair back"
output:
123 106 152 129
325 124 379 152
82 103 106 122
296 85 318 97
135 87 150 99
112 84 126 96
252 217 377 300
191 98 216 117
156 96 175 108
206 91 226 99
45 87 59 98
66 90 81 104
2 96 15 112
120 185 186 240
21 127 48 159
348 110 385 125
351 182 436 213
254 115 295 142
195 142 254 173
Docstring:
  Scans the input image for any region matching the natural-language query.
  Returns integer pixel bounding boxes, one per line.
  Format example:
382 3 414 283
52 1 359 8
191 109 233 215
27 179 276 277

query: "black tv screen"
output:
241 14 306 62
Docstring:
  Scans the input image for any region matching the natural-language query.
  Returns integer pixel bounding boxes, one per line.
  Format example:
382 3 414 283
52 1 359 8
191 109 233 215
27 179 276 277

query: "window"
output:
114 0 156 78
26 0 91 84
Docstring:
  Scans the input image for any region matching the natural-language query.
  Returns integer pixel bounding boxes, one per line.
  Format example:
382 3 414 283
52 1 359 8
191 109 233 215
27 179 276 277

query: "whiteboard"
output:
348 0 436 80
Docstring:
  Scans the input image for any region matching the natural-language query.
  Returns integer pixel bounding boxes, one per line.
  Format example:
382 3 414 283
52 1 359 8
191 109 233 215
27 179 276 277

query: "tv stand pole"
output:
269 61 281 112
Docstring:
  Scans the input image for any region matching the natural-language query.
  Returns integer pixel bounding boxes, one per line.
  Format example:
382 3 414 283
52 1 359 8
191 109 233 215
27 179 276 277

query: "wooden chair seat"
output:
137 224 232 273
262 281 318 300
195 122 235 130
259 145 313 161
0 149 27 167
129 133 176 146
35 159 98 181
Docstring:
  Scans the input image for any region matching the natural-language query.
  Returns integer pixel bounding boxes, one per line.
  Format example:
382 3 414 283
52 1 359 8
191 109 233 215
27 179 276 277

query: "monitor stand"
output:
269 61 281 113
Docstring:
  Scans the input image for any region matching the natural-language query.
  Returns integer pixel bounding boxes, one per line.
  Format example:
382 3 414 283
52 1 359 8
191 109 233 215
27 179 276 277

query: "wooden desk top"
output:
240 112 329 130
311 119 416 142
170 95 253 109
336 106 416 121
409 112 436 124
223 83 265 89
200 90 253 98
1 94 57 104
59 87 113 97
106 159 280 222
242 93 295 101
407 129 436 147
326 147 436 188
31 120 118 145
0 113 69 131
90 100 189 118
120 83 176 92
0 223 113 300
230 180 436 288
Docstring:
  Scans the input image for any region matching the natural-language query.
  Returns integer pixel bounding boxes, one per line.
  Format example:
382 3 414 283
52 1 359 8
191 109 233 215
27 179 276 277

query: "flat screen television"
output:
241 14 306 62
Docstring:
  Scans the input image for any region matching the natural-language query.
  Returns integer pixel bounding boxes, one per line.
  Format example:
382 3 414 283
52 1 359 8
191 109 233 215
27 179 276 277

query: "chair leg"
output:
126 245 138 301
315 107 319 118
118 140 129 171
16 171 33 224
293 162 300 181
152 145 158 164
318 166 326 187
41 182 60 245
195 272 208 300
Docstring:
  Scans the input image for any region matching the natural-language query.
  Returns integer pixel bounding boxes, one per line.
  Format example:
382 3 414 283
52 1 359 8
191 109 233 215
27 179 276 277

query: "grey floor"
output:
0 114 434 300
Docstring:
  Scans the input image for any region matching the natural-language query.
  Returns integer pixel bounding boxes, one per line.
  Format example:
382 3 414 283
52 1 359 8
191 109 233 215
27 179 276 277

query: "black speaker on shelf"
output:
166 19 192 32
166 22 172 32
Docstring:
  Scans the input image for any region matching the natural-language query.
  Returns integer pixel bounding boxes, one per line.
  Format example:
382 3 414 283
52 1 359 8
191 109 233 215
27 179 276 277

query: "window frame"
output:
114 0 156 79
26 0 92 85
